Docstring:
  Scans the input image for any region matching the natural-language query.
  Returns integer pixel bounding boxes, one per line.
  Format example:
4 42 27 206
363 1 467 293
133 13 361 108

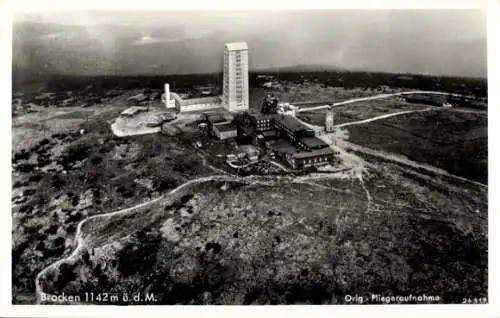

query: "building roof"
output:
300 137 328 149
180 95 221 106
213 123 237 132
274 115 312 134
293 147 335 159
206 113 227 124
248 113 276 122
225 42 248 51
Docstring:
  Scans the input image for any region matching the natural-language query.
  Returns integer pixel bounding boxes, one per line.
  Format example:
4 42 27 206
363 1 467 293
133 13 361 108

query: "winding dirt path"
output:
34 171 360 303
333 107 437 128
344 141 487 189
292 92 486 189
358 175 373 213
269 160 289 172
296 90 476 113
34 174 234 303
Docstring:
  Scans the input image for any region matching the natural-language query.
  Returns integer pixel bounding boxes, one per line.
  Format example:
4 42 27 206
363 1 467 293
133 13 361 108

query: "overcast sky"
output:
13 10 487 77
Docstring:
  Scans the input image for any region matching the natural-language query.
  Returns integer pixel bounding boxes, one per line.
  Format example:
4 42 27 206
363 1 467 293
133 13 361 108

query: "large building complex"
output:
234 112 340 169
223 42 249 112
157 41 339 170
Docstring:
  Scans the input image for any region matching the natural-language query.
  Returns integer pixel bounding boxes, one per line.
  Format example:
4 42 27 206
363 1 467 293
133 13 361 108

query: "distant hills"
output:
256 64 347 73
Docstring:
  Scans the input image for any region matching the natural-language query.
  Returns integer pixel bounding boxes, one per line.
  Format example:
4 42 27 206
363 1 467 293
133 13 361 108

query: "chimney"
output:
164 83 170 105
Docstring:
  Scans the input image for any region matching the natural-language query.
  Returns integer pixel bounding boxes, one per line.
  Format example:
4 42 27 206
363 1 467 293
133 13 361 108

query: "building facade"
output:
286 148 337 169
213 123 238 140
170 92 222 112
205 113 231 130
223 42 249 112
247 113 276 132
273 115 316 144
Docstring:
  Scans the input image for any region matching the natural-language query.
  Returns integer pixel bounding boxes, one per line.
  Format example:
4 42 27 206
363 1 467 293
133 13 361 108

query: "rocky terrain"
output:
37 162 487 304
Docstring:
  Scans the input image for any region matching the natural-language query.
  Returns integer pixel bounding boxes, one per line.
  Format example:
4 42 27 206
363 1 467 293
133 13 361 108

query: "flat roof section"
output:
274 115 312 134
300 137 329 149
206 113 228 124
248 113 277 121
179 95 221 106
293 147 335 159
225 42 248 51
213 123 238 132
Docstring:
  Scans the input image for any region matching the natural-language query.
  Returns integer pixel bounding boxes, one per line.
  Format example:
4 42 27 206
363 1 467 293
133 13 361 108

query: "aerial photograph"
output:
10 10 487 305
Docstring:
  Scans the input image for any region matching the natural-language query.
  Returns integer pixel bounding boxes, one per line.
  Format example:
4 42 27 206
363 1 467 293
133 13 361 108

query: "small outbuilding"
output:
212 123 238 140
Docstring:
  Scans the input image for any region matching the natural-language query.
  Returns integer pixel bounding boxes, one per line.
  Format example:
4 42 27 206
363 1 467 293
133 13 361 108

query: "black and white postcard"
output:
1 0 498 317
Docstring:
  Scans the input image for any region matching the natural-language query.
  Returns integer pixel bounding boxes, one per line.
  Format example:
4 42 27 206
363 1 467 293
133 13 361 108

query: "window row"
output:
301 156 329 164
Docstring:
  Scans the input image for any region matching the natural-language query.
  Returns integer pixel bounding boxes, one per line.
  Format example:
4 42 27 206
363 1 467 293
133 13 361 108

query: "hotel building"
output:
223 42 249 112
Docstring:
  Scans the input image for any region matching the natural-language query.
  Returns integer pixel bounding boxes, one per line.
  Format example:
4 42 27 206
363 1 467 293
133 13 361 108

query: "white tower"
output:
223 42 249 112
162 83 175 109
325 108 335 132
165 83 170 101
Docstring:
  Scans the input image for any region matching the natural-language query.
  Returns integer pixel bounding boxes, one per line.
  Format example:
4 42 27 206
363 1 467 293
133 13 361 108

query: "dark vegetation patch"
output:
117 229 163 277
250 70 486 98
348 110 487 183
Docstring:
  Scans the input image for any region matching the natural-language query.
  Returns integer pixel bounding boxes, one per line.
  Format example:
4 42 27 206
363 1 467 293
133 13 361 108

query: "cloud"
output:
131 29 213 46
13 10 486 77
132 36 167 45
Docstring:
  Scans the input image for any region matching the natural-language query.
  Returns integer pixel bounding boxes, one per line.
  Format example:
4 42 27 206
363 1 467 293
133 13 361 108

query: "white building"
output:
223 42 249 112
170 92 221 112
277 102 298 116
163 84 221 113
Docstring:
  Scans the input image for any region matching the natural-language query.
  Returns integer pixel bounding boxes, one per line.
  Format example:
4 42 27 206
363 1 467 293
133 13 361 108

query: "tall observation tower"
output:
223 42 249 112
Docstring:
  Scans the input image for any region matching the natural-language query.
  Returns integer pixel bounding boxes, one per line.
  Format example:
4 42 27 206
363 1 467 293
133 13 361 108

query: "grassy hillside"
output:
347 110 488 184
11 104 213 303
38 163 487 304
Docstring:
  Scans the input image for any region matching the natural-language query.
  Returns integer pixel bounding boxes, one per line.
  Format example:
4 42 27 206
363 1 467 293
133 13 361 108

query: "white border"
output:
1 0 498 317
487 0 500 317
4 0 492 11
0 1 14 317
